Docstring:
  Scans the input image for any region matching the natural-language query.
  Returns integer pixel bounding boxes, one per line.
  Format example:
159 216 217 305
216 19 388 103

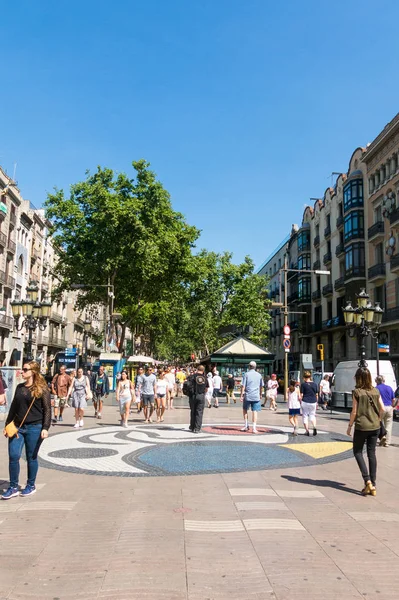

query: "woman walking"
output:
2 361 51 499
155 371 168 422
116 371 134 427
206 372 214 408
67 368 91 428
265 374 278 411
319 374 331 410
299 370 318 436
347 367 384 496
286 379 301 435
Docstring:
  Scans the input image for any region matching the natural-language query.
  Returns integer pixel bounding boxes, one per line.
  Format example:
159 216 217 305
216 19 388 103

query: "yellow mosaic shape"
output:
282 441 353 459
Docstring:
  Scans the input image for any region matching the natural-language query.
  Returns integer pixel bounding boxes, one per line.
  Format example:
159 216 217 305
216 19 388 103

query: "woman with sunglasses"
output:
2 361 51 500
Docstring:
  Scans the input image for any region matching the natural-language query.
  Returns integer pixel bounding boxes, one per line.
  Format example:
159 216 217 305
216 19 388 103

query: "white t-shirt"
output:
156 379 168 396
288 389 301 410
213 375 222 390
164 373 175 390
267 379 278 397
320 380 330 394
119 381 132 400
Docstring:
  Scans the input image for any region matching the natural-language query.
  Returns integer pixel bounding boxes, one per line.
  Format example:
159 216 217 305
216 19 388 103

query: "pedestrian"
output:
116 371 134 427
205 372 213 408
299 370 318 436
347 367 385 496
319 375 331 410
240 361 264 434
286 379 301 435
226 373 235 404
141 366 156 423
51 364 72 423
175 368 186 398
375 375 395 447
92 366 109 419
212 370 223 408
164 367 176 410
155 371 168 422
134 366 145 413
265 374 278 411
187 365 208 433
2 361 51 500
67 367 91 428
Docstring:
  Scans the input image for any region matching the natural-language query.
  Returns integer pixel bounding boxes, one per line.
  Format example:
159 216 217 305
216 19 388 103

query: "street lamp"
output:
83 318 92 371
11 281 51 361
342 289 384 371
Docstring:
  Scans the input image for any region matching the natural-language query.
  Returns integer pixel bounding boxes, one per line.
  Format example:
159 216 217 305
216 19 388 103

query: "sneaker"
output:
193 429 200 433
241 425 250 432
1 487 19 500
73 423 80 428
94 411 98 418
293 427 298 436
19 484 36 497
58 416 63 422
79 419 84 427
51 418 57 425
215 405 219 408
305 431 310 436
313 428 317 436
252 428 258 434
97 413 102 419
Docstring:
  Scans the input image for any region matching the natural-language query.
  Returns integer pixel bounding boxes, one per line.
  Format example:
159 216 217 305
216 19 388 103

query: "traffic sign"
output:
283 339 291 350
283 325 290 335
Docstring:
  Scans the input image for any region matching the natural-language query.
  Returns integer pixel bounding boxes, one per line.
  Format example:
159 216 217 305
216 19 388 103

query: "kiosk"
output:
97 353 125 392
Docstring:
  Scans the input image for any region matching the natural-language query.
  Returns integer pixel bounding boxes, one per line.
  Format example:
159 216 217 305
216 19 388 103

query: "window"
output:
15 285 21 300
298 276 311 301
374 285 385 308
339 261 345 277
278 258 281 269
375 243 384 264
316 275 320 291
336 295 346 316
314 305 322 327
327 240 331 254
343 179 363 212
327 301 333 320
17 255 23 276
344 210 364 242
326 214 331 229
375 204 382 222
345 242 365 277
339 231 344 246
298 254 311 270
298 230 310 252
338 203 343 218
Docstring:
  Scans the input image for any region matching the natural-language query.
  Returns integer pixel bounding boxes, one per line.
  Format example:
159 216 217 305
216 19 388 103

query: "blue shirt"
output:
142 373 156 395
242 370 264 402
376 383 394 407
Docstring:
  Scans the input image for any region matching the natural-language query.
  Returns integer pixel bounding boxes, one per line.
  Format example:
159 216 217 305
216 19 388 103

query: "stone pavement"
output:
0 395 399 599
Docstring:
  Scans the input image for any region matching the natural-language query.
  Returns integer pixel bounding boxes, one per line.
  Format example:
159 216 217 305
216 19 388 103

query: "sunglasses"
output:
22 368 31 373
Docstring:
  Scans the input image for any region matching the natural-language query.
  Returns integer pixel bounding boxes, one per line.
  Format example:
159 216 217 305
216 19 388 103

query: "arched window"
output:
17 255 24 276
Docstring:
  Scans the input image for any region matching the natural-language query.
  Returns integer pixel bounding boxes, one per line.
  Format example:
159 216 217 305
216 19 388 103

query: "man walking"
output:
226 373 235 404
376 375 395 447
187 365 208 433
51 364 72 424
212 370 223 408
134 366 145 413
240 361 264 434
141 366 156 423
92 366 109 419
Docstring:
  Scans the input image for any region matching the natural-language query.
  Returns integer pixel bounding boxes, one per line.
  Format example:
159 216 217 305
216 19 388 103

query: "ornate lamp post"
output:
10 281 52 361
83 318 92 371
342 288 384 370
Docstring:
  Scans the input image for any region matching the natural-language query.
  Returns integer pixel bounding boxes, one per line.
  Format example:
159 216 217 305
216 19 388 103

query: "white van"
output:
332 360 397 409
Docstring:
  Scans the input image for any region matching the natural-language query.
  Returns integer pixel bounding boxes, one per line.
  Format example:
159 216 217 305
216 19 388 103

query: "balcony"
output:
313 235 320 248
323 251 332 265
50 310 63 323
368 263 386 282
389 206 399 227
390 254 399 273
334 277 345 291
0 313 14 330
324 225 331 238
7 238 16 254
335 243 345 257
336 215 344 229
37 335 49 346
312 289 321 301
345 267 366 281
0 270 6 285
287 267 298 282
313 260 321 270
48 333 66 348
4 274 15 289
322 283 333 297
0 232 6 247
298 294 311 305
311 322 323 333
287 292 298 304
9 211 16 226
31 248 41 262
382 307 399 323
368 221 385 241
322 314 345 329
0 202 7 220
298 242 311 254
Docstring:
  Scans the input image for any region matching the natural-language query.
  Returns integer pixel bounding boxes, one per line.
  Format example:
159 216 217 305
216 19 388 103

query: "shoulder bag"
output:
4 396 36 439
365 390 386 440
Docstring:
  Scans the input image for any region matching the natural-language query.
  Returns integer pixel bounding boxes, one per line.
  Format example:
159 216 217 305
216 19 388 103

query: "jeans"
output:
8 423 43 488
382 406 393 444
353 428 379 485
189 394 205 431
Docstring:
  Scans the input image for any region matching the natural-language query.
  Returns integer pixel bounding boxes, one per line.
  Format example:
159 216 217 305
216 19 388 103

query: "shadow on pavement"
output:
281 474 361 495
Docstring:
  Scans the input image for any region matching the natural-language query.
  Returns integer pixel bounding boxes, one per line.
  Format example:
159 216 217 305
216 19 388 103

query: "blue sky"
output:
2 0 399 268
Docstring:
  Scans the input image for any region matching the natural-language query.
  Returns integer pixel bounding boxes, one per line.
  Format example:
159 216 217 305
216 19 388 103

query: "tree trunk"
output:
118 322 127 353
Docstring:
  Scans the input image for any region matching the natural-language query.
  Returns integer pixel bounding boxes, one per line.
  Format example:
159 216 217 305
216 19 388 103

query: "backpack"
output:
183 377 193 396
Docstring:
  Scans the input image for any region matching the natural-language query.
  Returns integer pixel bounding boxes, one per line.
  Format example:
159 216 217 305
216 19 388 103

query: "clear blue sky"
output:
2 0 399 268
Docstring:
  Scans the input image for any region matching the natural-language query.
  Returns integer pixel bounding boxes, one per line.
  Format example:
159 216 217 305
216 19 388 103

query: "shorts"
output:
289 408 301 416
243 400 262 412
213 389 221 398
53 396 67 408
226 388 234 397
157 393 166 399
93 391 103 402
142 394 155 406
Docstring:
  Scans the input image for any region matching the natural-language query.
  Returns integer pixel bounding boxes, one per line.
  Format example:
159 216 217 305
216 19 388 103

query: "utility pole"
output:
284 255 289 400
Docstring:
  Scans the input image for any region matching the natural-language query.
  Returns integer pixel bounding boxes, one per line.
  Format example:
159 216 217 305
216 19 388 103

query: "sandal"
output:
361 481 376 496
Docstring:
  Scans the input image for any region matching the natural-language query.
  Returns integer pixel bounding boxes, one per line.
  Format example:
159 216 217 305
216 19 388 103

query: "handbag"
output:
4 397 36 439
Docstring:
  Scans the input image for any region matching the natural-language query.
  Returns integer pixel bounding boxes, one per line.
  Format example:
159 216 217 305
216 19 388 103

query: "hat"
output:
207 372 213 378
249 361 257 368
271 373 277 378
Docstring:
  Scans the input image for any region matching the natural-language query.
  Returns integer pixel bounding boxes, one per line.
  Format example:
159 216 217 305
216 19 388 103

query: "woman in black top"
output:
2 361 51 500
299 370 318 436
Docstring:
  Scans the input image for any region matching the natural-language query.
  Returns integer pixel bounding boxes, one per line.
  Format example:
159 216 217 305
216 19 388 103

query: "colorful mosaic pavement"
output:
39 423 353 477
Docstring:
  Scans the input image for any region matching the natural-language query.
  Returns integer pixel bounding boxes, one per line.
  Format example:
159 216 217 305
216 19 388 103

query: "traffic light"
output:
317 343 324 361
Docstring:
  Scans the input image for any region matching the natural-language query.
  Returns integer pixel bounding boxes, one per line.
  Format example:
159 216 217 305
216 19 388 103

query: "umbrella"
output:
127 355 154 364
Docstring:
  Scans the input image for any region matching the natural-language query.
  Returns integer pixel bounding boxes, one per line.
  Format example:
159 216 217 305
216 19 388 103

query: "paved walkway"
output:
1 396 398 599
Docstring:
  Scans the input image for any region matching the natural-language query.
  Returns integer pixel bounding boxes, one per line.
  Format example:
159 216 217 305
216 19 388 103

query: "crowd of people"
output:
1 359 398 500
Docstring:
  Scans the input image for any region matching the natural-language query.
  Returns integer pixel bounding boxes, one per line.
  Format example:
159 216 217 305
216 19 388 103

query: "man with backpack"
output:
185 365 209 433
